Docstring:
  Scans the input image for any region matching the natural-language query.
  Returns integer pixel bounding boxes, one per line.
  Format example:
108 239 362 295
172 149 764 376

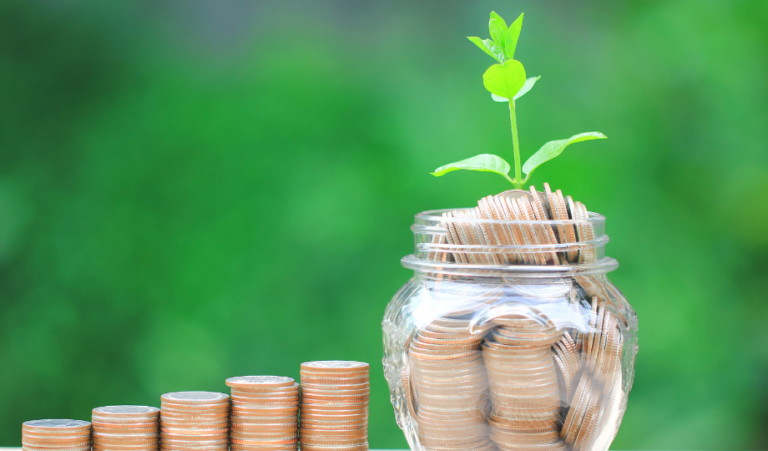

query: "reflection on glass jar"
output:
383 208 637 451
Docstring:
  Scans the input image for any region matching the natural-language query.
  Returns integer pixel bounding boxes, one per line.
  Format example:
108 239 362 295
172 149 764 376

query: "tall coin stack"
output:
226 376 300 451
560 300 623 451
22 420 91 451
159 392 230 451
484 313 565 451
299 361 370 451
407 316 494 451
92 406 160 451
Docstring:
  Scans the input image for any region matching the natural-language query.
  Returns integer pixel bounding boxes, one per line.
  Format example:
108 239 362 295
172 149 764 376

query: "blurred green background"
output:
1 0 767 449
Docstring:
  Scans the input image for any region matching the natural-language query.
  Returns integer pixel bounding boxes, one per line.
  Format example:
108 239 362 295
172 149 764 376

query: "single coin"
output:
23 420 91 432
299 409 368 417
300 447 367 451
160 446 228 451
93 407 160 417
231 389 299 399
160 402 229 411
21 430 92 438
93 446 158 451
300 382 370 390
300 361 369 373
226 376 295 389
231 439 297 446
231 389 299 398
230 446 297 451
231 403 298 411
22 446 91 451
157 421 228 428
92 438 159 446
159 407 229 415
299 377 370 386
302 388 368 396
160 392 229 404
92 430 158 437
160 440 229 446
21 438 94 445
231 423 297 430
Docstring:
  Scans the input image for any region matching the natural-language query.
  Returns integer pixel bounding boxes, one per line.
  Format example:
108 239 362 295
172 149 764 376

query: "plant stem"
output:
509 99 523 189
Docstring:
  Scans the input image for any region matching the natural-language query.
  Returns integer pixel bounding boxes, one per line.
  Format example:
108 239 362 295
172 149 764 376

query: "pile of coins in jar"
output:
429 183 598 266
20 360 370 451
403 298 623 451
399 184 625 451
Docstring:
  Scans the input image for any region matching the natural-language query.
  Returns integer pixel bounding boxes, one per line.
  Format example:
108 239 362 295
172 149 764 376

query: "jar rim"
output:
406 208 615 276
414 208 606 226
401 255 619 277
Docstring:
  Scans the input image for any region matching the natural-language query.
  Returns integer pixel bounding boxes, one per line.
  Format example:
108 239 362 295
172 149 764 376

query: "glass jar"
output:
383 208 638 451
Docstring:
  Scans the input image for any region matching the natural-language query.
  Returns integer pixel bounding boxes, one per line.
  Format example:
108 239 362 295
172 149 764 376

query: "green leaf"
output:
482 60 526 99
522 132 608 177
490 76 540 102
489 12 508 51
432 154 512 179
505 13 524 60
467 36 504 63
514 76 539 100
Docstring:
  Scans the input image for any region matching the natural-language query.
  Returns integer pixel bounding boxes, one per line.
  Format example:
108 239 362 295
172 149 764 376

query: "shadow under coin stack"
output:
92 406 160 451
484 312 565 451
160 392 230 451
22 420 91 451
226 376 300 451
407 316 494 451
299 361 370 451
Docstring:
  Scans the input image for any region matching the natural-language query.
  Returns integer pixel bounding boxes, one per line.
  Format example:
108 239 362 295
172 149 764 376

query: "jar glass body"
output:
382 209 638 451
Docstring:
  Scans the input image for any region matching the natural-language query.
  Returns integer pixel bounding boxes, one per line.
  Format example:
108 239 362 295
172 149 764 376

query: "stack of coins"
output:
22 420 91 451
92 406 159 451
561 299 623 451
408 316 494 451
226 376 299 451
159 392 230 451
483 312 565 451
299 361 370 451
552 332 581 402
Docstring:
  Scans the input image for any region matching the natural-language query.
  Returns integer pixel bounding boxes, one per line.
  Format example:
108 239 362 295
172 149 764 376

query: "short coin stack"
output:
408 316 494 451
92 406 160 451
160 392 230 451
22 420 91 451
485 312 565 451
299 361 370 451
226 376 299 451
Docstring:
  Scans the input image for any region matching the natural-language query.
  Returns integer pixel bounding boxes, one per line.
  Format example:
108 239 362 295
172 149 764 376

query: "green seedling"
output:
432 12 606 189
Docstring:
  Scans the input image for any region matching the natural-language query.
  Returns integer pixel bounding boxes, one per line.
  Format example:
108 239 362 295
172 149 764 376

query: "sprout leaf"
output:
468 37 504 63
432 154 512 180
505 13 524 60
522 132 608 177
482 60 526 99
489 12 508 50
491 76 540 102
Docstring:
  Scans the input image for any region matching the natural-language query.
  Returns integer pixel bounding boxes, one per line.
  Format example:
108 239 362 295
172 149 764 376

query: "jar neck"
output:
405 208 617 278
